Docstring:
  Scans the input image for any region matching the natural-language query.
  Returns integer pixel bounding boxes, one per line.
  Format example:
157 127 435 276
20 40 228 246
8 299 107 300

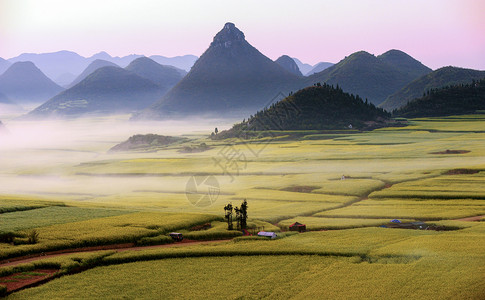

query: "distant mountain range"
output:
135 23 301 119
0 91 11 104
292 58 314 75
149 55 197 73
379 66 485 111
67 59 119 88
393 79 485 117
7 51 198 85
0 58 11 75
305 50 432 105
0 61 64 104
125 57 184 93
305 62 334 76
275 55 303 76
27 57 184 117
216 83 391 138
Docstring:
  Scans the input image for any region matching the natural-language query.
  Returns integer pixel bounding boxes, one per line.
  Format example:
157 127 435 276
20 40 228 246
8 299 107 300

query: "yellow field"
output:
1 115 485 298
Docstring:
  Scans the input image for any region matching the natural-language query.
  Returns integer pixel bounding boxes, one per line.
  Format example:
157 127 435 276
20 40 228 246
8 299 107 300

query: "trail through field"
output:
455 215 485 222
0 239 231 268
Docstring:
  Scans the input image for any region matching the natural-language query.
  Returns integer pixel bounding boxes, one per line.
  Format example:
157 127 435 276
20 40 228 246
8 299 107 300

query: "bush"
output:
136 235 173 246
183 230 243 240
0 231 21 243
0 284 6 297
28 229 40 244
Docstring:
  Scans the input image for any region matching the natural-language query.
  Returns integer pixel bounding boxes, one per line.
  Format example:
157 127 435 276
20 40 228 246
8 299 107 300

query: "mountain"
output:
0 61 64 104
305 62 334 76
125 57 184 93
0 91 11 104
27 66 163 117
0 58 11 75
55 73 77 87
149 55 198 72
377 49 431 79
216 83 391 138
88 52 143 68
393 79 485 118
8 51 87 83
136 23 301 119
67 59 119 88
275 55 302 76
379 67 485 111
292 58 313 75
305 50 431 105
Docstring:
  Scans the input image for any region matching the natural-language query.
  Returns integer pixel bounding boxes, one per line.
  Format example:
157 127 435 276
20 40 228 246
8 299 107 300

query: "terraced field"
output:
1 115 485 298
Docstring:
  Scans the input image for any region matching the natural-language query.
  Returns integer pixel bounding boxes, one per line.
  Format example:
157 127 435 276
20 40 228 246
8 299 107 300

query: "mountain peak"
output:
211 22 245 47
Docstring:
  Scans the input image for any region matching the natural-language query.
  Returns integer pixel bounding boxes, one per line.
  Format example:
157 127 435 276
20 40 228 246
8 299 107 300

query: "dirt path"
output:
455 215 485 222
0 239 231 268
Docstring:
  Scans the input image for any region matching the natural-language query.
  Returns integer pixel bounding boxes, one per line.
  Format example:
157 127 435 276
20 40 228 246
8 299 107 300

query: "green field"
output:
1 115 485 298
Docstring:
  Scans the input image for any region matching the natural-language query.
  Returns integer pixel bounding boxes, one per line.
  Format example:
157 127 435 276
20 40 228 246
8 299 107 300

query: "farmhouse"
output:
289 222 306 232
257 231 277 239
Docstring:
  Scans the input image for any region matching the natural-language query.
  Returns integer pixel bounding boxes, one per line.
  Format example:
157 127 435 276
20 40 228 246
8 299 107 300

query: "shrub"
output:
0 284 6 297
28 229 40 244
136 235 173 246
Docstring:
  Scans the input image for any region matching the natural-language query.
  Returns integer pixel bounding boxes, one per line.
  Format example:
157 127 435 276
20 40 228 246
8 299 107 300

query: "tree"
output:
215 127 218 135
224 203 233 230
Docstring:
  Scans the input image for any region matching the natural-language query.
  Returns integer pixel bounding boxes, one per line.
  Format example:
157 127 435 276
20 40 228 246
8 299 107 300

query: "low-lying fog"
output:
0 113 236 200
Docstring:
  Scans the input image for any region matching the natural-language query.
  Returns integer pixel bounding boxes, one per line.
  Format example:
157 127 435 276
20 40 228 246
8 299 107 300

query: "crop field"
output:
1 115 485 298
6 222 485 299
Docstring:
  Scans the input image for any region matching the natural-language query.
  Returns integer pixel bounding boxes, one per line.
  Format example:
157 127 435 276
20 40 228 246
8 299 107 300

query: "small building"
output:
257 231 277 239
289 222 306 232
169 232 184 241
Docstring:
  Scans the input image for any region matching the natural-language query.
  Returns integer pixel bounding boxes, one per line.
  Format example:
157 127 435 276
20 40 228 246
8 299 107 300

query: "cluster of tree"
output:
392 79 485 118
224 199 248 230
215 83 390 139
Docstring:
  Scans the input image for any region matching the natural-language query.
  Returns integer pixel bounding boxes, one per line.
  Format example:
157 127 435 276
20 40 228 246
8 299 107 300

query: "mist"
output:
0 114 236 200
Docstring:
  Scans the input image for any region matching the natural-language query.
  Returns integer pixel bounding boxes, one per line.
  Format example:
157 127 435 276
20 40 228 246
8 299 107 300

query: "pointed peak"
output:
211 22 245 48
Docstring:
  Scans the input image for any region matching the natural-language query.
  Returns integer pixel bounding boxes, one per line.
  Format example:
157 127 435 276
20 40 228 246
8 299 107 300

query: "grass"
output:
278 217 414 230
0 206 132 232
10 255 483 300
0 212 220 260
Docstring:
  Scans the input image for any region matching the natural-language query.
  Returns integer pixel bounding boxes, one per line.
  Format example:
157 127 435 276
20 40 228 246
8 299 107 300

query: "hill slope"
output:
67 59 119 88
0 91 11 104
0 58 11 75
380 67 485 111
275 55 302 76
217 83 391 138
393 79 485 118
377 49 431 79
306 50 431 105
0 61 64 104
67 59 118 88
136 23 301 119
28 66 163 117
125 57 184 93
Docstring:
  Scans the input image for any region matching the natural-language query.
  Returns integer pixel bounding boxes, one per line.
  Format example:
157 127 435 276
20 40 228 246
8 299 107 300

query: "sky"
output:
1 0 484 70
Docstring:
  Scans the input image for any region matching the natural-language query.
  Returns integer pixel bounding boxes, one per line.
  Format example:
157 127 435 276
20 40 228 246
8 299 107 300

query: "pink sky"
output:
1 0 484 69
